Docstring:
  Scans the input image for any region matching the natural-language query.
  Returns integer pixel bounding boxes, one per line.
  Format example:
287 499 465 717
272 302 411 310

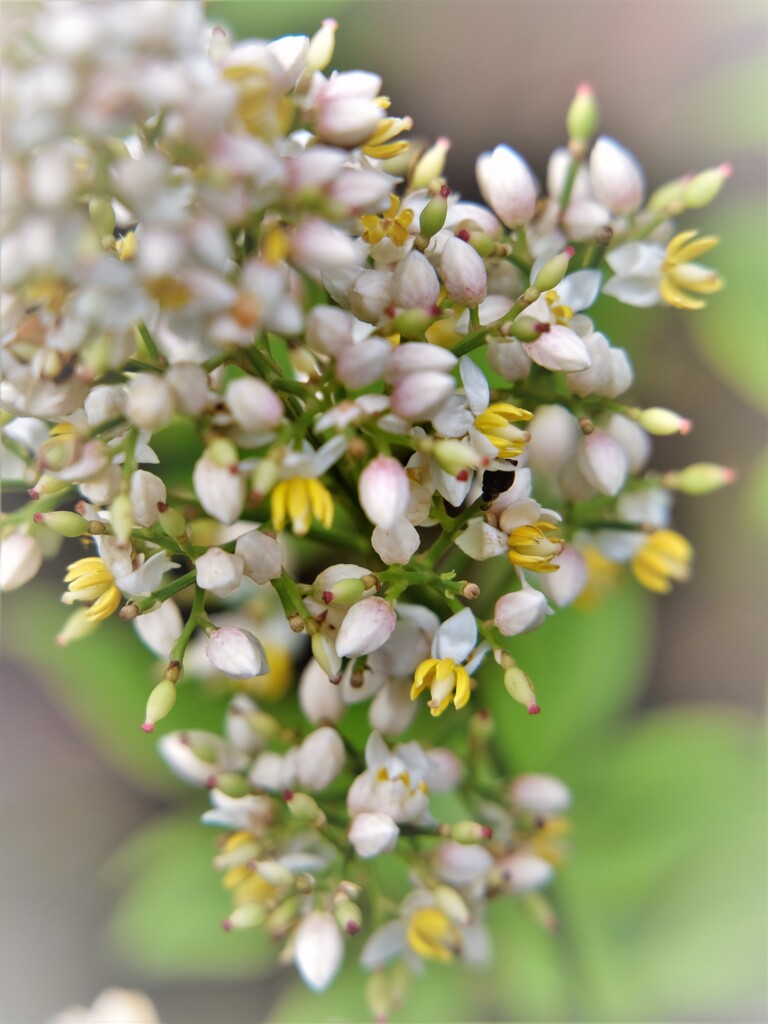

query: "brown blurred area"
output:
1 2 766 1021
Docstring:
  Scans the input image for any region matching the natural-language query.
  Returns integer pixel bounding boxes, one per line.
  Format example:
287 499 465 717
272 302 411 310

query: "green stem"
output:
419 497 484 569
0 431 35 466
169 585 206 664
137 322 163 366
451 291 538 358
271 570 311 622
132 569 197 613
558 157 581 212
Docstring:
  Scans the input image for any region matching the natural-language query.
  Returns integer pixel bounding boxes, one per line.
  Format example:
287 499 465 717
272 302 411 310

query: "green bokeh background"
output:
1 2 766 1022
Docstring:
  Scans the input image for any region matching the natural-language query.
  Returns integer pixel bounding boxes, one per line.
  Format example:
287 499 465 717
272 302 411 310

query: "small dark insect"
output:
481 460 518 504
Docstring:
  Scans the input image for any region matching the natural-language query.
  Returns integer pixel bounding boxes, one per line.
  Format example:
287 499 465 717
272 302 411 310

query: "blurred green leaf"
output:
485 581 653 770
741 443 768 540
208 0 356 41
678 47 768 152
107 814 272 977
3 587 228 796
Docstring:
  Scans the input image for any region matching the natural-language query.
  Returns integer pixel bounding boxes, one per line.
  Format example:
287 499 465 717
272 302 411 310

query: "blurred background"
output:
1 1 766 1021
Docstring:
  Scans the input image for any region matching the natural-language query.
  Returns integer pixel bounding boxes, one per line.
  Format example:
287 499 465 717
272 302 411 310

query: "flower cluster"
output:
0 2 734 1013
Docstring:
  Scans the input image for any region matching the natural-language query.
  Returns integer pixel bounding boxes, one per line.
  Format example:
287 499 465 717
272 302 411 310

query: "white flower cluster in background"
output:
0 2 734 1012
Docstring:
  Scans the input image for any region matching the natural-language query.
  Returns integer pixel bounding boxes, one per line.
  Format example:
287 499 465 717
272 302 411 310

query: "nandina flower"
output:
603 231 723 310
410 608 489 716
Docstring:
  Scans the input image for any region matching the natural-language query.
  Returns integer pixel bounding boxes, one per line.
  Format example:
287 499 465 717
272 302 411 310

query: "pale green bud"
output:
306 18 337 72
214 772 251 798
33 510 89 537
503 664 541 714
431 439 483 476
681 163 732 210
285 790 325 826
256 860 295 887
662 462 736 495
27 475 71 500
141 678 177 733
533 247 576 292
629 406 692 436
411 137 451 190
157 504 187 539
433 884 470 924
418 188 449 239
647 176 687 214
223 903 267 931
208 437 239 468
566 83 598 143
335 899 363 935
446 819 493 844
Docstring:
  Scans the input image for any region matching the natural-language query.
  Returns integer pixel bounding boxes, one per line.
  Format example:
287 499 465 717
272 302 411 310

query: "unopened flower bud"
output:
418 188 450 238
494 588 549 636
110 492 134 544
211 772 251 798
158 504 187 540
125 373 175 431
222 903 267 931
647 176 688 214
628 406 692 436
682 163 732 209
432 439 484 476
235 529 283 584
299 659 345 724
577 429 628 495
349 812 399 858
476 144 538 228
195 547 244 598
589 136 644 215
366 972 391 1023
55 606 99 646
205 627 269 679
433 884 471 925
503 664 540 714
662 462 737 495
130 469 166 527
392 371 455 421
226 377 283 433
497 851 555 892
335 597 396 658
267 895 300 938
392 250 441 311
33 510 89 537
250 458 280 502
391 308 438 340
566 82 598 143
359 455 410 528
297 726 346 790
446 820 493 844
284 790 325 826
411 137 451 189
27 474 70 500
335 899 363 935
311 630 342 681
294 910 343 992
307 18 338 71
141 678 177 733
255 860 295 887
441 236 488 307
504 317 545 342
193 448 245 524
510 773 572 815
533 247 576 292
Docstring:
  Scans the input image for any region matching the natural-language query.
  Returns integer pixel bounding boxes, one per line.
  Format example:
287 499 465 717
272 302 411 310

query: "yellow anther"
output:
270 477 334 537
63 557 121 622
507 521 564 573
411 657 472 716
544 290 574 323
360 194 414 246
631 529 693 594
406 907 462 962
660 231 723 310
474 402 533 459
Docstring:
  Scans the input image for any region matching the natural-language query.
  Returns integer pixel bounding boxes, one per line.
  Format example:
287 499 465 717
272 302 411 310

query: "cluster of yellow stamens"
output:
406 907 462 962
360 194 414 247
544 289 574 323
631 528 693 594
411 657 471 716
362 100 413 160
507 521 564 573
62 557 121 621
660 230 723 310
270 477 334 537
474 402 533 459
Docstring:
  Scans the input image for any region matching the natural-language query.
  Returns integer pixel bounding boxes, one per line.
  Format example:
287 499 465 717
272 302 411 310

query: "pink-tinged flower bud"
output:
440 236 488 307
226 378 283 433
165 363 211 417
589 136 644 215
488 339 532 381
130 469 167 528
307 18 338 72
0 533 42 591
387 342 457 380
311 630 342 682
292 217 362 272
476 144 538 228
371 519 421 566
294 910 344 992
349 268 393 324
497 851 555 892
335 337 391 389
509 773 572 815
523 324 591 372
526 405 580 475
195 547 244 598
577 429 628 496
193 450 245 524
412 136 451 189
141 678 177 733
682 163 732 210
299 659 346 725
125 373 176 431
369 680 418 736
359 455 410 528
628 406 692 436
391 371 455 421
297 726 346 790
566 82 599 143
313 71 383 148
539 544 588 607
335 596 396 659
662 462 737 495
449 820 493 844
503 663 540 715
349 812 399 858
234 529 283 584
206 626 268 679
494 588 549 636
306 305 355 356
391 251 441 311
603 413 650 473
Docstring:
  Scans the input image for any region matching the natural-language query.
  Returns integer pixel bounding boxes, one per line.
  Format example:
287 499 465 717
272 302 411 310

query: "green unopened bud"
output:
256 860 295 887
306 18 337 71
469 707 495 743
463 230 496 259
366 971 391 1022
628 406 692 436
55 607 99 647
186 737 219 763
647 176 687 214
267 895 300 938
248 710 281 740
418 188 449 239
157 503 187 540
502 316 544 342
222 902 267 931
335 899 363 935
208 437 239 468
141 678 177 733
213 840 260 869
566 82 598 142
33 510 89 537
110 492 134 543
251 458 280 501
284 790 326 826
662 462 737 495
411 137 451 190
392 308 438 340
432 439 483 476
41 436 79 472
445 820 493 844
89 195 116 237
27 474 70 500
503 663 541 715
682 163 732 210
321 577 366 606
533 247 575 292
213 772 251 798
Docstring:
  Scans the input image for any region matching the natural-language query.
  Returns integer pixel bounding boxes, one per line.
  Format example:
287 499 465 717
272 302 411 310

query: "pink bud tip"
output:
33 512 43 523
564 246 576 258
528 703 541 715
481 825 493 839
322 591 334 605
322 17 338 29
141 722 155 733
723 467 738 483
576 82 593 97
345 921 361 935
440 184 451 198
283 788 294 802
206 775 217 789
221 919 232 932
436 136 451 148
457 229 470 242
679 419 693 435
719 162 733 178
27 488 40 500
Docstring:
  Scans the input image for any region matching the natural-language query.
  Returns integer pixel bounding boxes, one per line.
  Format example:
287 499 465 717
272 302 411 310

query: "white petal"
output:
294 911 344 992
433 606 477 661
557 269 602 312
459 355 490 415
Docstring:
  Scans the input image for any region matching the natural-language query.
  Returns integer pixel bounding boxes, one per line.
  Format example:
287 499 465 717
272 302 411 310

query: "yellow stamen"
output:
661 231 723 311
406 907 462 962
63 556 120 622
474 402 533 459
508 521 564 573
270 478 335 536
544 290 574 323
360 194 414 246
411 657 472 716
631 529 693 594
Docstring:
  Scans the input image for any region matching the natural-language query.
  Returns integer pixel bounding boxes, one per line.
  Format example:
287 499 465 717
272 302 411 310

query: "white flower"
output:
0 533 42 591
349 811 399 858
195 547 244 598
602 241 666 307
192 450 245 525
476 144 538 228
371 518 421 566
358 455 410 528
589 136 644 215
299 658 346 725
125 373 176 431
133 598 183 658
159 729 248 787
205 626 269 679
225 377 283 433
129 469 166 527
296 726 345 790
234 528 283 584
347 731 432 824
293 910 344 992
576 429 628 496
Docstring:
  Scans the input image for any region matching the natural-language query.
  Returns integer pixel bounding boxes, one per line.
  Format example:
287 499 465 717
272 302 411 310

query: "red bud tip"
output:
528 703 541 715
478 708 490 720
457 229 470 242
563 246 576 258
206 775 217 789
228 464 239 475
430 304 442 316
345 921 361 935
440 184 451 198
157 501 168 512
384 306 396 319
283 788 294 802
679 418 693 435
481 825 493 839
535 322 551 334
720 162 733 178
221 918 232 932
141 722 155 733
27 488 40 500
576 82 593 97
456 469 469 482
322 591 333 605
33 512 43 523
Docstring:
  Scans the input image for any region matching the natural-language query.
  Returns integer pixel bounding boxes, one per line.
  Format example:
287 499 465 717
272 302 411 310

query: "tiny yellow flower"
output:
62 556 121 621
406 906 462 963
360 194 414 246
411 657 471 716
631 528 693 594
474 402 533 459
270 478 334 537
660 230 723 310
507 521 564 573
